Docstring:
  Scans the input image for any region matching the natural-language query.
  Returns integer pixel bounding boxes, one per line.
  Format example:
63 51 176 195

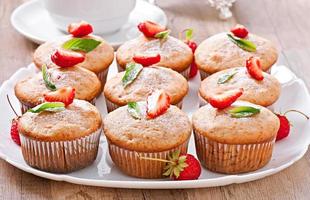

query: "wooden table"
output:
1 0 310 199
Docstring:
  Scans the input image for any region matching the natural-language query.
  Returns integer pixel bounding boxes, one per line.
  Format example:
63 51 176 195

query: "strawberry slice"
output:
246 56 264 81
10 118 20 146
51 49 85 68
133 53 161 67
184 40 198 78
147 90 171 119
208 88 243 109
230 24 249 38
137 21 166 38
44 87 75 106
68 21 93 37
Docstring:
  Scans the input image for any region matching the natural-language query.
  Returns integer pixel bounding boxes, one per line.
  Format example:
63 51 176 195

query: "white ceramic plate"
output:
0 61 309 189
10 0 167 48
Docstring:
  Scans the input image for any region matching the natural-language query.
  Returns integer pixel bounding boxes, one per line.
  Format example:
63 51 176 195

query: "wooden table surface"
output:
1 0 310 199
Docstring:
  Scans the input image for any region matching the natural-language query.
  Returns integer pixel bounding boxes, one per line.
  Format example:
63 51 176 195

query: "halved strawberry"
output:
231 24 249 38
208 88 243 109
51 49 85 68
11 118 20 146
246 56 264 81
68 21 93 37
137 21 166 38
133 53 161 67
147 90 170 119
44 87 75 106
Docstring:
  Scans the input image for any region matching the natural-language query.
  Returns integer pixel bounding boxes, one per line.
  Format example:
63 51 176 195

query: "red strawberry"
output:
231 24 249 38
189 62 198 79
10 118 20 146
275 110 309 141
68 21 93 37
137 21 166 38
51 49 85 68
208 88 243 109
147 90 170 119
133 53 161 67
185 40 197 53
44 87 75 106
183 29 198 78
246 56 264 81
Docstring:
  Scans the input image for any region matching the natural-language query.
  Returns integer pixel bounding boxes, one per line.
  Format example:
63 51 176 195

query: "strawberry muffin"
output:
116 21 193 79
199 57 281 107
33 21 114 87
15 65 101 113
195 24 278 79
104 63 188 112
18 99 102 173
103 90 192 178
192 100 280 174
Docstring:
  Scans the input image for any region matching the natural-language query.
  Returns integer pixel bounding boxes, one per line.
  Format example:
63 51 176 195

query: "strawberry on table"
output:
208 88 243 109
133 53 161 67
137 21 166 38
246 56 264 81
231 24 249 38
44 87 75 106
68 21 93 37
51 49 85 68
146 90 170 119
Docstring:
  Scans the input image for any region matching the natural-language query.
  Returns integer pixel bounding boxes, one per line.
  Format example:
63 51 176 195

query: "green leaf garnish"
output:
155 30 170 40
122 63 143 87
217 70 238 84
229 106 260 118
42 64 57 91
28 102 65 113
62 38 101 53
127 102 141 119
227 34 256 52
185 28 193 41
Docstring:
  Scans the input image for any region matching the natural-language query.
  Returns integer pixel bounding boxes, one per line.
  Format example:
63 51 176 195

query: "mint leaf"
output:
28 102 65 113
217 70 238 84
62 38 101 53
42 64 57 91
227 34 256 52
127 102 141 119
122 63 143 87
184 29 193 41
155 30 170 40
229 106 260 118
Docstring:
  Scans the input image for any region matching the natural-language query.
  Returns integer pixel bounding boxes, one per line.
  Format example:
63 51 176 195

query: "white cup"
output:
42 0 136 34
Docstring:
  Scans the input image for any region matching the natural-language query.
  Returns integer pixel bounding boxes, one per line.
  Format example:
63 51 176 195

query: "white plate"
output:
10 0 167 48
0 61 309 189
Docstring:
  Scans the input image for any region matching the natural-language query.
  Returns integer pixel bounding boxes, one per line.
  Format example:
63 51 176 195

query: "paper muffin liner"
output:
193 130 275 174
97 67 109 92
105 97 183 113
107 139 189 178
19 128 102 173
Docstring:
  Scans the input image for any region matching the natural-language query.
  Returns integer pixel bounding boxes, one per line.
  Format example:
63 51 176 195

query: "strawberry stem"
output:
284 110 309 120
137 154 175 164
6 95 19 117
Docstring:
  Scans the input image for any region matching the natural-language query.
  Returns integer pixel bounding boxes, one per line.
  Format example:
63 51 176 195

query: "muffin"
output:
104 66 188 112
199 67 281 107
116 35 193 79
15 66 101 113
192 101 280 174
195 32 278 79
33 34 114 87
18 99 102 173
104 102 192 178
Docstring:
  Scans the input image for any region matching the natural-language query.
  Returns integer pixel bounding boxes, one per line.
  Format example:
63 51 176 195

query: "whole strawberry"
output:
275 110 309 141
182 29 198 78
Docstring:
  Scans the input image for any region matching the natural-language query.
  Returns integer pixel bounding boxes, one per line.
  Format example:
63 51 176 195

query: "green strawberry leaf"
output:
217 70 239 84
127 102 141 119
42 64 57 91
122 63 143 87
227 33 256 52
28 102 65 113
185 28 193 41
62 38 101 53
155 30 170 40
229 106 260 118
